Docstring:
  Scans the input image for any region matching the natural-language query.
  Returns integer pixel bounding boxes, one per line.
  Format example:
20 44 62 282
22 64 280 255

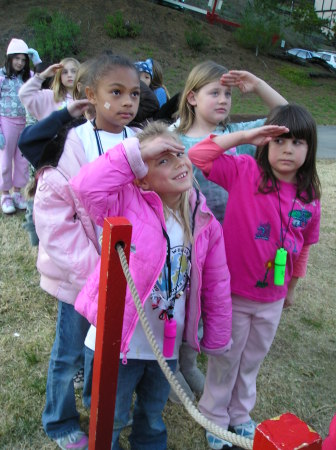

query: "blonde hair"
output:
73 59 96 119
137 121 193 242
177 60 229 134
51 57 80 102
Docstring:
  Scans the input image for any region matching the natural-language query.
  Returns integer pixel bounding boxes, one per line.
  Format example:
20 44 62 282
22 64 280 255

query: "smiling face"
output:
140 140 193 208
61 61 79 90
187 80 232 131
11 54 27 73
268 137 308 183
87 66 140 133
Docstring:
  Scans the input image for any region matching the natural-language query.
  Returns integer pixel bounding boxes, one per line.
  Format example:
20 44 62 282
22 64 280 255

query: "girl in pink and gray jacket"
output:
18 57 79 121
70 121 232 450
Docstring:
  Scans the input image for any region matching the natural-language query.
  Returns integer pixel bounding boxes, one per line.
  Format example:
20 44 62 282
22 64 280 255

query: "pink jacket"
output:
71 137 232 357
19 74 73 120
34 128 100 304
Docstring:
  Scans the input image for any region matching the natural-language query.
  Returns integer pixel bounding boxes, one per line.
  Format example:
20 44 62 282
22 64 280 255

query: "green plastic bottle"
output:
274 248 287 286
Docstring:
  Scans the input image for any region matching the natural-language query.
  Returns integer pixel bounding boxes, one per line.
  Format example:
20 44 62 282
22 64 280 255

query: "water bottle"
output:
163 318 176 358
274 248 287 286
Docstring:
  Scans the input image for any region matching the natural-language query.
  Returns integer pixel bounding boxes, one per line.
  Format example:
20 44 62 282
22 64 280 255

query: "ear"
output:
137 176 151 191
187 90 197 107
85 86 97 105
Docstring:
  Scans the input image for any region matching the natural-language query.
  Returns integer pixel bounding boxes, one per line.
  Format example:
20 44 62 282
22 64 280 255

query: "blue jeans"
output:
112 358 177 450
83 346 94 409
42 300 90 439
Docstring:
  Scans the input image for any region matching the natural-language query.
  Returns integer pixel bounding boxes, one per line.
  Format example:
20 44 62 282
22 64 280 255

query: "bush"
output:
104 11 141 38
27 8 80 62
185 25 209 52
235 9 280 56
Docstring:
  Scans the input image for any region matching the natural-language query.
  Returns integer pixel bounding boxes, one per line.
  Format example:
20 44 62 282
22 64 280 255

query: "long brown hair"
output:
255 103 321 203
4 54 31 82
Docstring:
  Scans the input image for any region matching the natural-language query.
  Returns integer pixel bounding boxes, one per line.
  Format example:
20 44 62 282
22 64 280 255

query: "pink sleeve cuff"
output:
123 137 148 179
292 245 310 278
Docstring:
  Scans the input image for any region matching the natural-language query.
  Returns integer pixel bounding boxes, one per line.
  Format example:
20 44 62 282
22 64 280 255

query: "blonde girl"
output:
169 60 288 404
70 121 232 450
19 57 80 120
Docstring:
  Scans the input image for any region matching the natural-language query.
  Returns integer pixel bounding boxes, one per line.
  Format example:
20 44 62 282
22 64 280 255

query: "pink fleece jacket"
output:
19 74 73 120
34 128 100 304
70 137 232 358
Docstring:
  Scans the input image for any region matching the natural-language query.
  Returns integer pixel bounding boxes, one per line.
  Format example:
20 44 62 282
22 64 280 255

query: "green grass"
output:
0 162 335 449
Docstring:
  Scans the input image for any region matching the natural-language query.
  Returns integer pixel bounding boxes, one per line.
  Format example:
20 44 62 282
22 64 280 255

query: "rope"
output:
116 244 253 450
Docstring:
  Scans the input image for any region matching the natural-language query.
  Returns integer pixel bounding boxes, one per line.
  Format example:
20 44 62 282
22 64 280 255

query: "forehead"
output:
199 79 231 91
62 61 78 71
13 54 26 59
100 66 140 87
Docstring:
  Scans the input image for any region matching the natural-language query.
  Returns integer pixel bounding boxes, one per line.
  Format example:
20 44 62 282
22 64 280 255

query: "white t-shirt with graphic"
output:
85 214 191 361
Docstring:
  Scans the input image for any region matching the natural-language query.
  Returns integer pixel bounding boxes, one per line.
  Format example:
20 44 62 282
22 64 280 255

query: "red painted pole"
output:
88 217 132 450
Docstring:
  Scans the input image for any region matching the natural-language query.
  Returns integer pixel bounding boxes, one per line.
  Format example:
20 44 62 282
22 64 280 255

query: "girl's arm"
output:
18 100 90 168
188 125 289 175
220 70 287 110
284 244 311 308
200 220 232 354
34 175 100 291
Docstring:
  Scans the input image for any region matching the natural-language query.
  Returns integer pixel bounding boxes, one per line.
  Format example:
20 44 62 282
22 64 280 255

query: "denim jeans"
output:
42 300 90 439
83 346 94 409
112 358 177 450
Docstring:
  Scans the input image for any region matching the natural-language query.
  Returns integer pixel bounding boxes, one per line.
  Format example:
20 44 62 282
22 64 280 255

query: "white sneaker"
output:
55 430 88 450
12 192 27 210
206 430 232 449
1 195 16 214
232 419 257 440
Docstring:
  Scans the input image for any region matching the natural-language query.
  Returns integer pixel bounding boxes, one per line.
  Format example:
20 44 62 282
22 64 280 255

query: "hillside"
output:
0 0 335 123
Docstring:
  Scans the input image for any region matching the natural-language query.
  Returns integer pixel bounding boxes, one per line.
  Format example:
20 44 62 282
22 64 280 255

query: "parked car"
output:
286 48 322 60
316 51 336 69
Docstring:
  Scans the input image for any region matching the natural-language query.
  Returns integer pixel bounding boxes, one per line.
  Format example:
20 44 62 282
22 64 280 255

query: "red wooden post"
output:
253 413 322 450
88 217 132 450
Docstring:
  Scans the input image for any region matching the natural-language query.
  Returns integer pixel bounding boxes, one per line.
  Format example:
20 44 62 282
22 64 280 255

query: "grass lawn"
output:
0 159 335 449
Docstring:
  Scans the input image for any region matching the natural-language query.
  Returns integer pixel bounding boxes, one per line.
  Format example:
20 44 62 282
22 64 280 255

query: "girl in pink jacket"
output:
70 121 232 450
30 53 142 450
18 57 80 120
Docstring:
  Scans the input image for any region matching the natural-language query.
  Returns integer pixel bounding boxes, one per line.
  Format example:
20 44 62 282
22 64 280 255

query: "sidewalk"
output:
317 126 336 159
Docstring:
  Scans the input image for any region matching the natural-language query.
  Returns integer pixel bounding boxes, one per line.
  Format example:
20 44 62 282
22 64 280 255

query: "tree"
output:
290 0 329 35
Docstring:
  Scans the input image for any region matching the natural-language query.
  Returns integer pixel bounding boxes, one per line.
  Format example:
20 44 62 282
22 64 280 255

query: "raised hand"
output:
67 99 91 118
39 63 64 80
242 125 289 147
220 70 260 94
140 135 185 162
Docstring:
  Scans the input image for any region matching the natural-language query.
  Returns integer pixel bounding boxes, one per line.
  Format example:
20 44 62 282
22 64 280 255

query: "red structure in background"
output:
206 0 241 27
88 217 132 450
88 218 323 449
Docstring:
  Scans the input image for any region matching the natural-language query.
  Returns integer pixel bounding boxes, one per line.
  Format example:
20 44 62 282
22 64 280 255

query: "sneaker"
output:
232 419 256 440
73 367 84 390
12 192 27 210
55 430 88 450
206 430 232 449
1 195 16 214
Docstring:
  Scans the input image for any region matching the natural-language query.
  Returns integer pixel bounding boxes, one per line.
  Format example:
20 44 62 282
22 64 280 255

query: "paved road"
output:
317 126 336 158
